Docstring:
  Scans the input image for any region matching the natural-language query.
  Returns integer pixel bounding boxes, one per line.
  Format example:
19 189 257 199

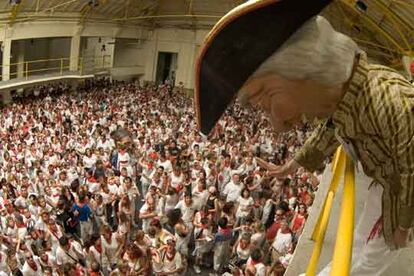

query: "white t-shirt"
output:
56 242 83 266
191 188 209 211
108 183 120 196
236 196 254 218
101 234 120 265
139 203 154 232
175 201 196 226
170 173 184 189
83 155 97 168
158 249 183 275
272 229 292 254
89 245 103 265
223 181 243 202
21 257 42 276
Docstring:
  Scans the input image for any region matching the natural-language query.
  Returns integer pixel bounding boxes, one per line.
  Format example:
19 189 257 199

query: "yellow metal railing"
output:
306 146 355 275
0 55 112 80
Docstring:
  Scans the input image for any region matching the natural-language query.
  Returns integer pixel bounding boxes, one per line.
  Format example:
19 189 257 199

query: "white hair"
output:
251 16 361 87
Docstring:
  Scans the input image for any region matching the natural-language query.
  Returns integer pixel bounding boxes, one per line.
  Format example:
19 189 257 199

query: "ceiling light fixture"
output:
88 0 99 7
10 0 22 6
356 0 368 12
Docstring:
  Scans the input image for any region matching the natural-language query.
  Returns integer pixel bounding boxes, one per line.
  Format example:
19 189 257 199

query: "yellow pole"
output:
311 147 346 241
332 147 342 172
102 55 105 68
306 191 335 276
306 148 346 275
60 58 63 75
80 57 83 74
330 157 355 276
25 62 28 79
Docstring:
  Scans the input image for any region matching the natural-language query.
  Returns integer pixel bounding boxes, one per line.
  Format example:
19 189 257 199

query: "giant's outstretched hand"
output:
255 157 300 179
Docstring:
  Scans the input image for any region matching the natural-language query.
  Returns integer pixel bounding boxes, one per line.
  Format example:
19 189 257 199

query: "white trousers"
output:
318 183 401 276
80 220 93 243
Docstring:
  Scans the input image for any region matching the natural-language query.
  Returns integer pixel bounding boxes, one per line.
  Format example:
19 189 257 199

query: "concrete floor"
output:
285 164 414 276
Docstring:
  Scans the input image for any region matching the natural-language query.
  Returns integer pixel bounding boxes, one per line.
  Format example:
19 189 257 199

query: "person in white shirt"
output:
222 174 244 203
55 236 84 266
170 166 184 191
175 194 196 228
83 148 97 170
139 196 158 233
154 238 185 276
271 220 292 261
157 154 173 173
96 136 113 151
101 226 123 271
245 249 267 276
235 188 255 226
21 254 42 276
192 181 209 211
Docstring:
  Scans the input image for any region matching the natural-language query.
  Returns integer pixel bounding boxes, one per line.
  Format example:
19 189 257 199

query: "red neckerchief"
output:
94 244 102 254
49 228 60 240
220 227 232 236
17 222 27 228
281 228 292 234
250 259 260 266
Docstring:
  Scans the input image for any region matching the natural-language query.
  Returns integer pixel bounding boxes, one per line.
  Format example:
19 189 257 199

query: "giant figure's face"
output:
238 73 304 133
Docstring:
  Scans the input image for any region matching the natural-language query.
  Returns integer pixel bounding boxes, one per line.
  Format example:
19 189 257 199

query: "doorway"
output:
155 52 177 86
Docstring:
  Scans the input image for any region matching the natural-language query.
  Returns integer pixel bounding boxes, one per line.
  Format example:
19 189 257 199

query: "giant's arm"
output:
294 121 339 172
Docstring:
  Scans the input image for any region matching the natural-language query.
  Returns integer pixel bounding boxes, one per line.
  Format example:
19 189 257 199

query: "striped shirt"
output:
294 52 414 249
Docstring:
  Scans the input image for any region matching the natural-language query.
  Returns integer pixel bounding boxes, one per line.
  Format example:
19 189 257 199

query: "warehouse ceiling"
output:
0 0 413 67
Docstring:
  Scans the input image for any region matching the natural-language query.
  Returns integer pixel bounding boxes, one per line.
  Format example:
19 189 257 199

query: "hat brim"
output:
194 0 333 135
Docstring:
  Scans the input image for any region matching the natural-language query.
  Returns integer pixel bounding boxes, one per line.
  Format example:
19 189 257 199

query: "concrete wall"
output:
0 21 146 41
1 20 212 88
139 28 209 89
112 38 145 81
80 37 114 73
49 37 71 59
10 37 71 77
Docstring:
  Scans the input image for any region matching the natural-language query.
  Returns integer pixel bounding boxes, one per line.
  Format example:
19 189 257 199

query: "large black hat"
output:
194 0 333 135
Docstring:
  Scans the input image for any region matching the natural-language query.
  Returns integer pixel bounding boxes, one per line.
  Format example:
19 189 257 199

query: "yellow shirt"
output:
295 53 414 249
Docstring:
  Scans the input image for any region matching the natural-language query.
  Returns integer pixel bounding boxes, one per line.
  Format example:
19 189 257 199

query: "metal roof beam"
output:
340 0 406 54
370 0 413 54
9 2 21 26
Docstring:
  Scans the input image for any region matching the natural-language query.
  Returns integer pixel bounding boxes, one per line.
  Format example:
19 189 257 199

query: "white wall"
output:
0 21 146 41
1 20 213 88
111 38 145 81
49 37 71 59
139 28 209 89
80 37 114 73
20 37 71 75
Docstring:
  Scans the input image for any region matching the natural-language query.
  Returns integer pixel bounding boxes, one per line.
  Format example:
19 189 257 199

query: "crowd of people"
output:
0 78 323 275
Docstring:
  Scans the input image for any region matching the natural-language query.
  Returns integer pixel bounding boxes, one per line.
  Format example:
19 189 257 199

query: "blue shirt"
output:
73 203 91 222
